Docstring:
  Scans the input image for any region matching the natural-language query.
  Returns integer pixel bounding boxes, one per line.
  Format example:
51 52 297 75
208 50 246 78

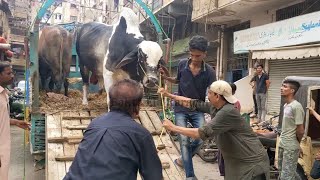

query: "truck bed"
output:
45 108 184 180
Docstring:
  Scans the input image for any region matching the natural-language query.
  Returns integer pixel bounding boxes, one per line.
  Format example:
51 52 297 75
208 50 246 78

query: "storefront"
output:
234 10 320 114
252 44 320 114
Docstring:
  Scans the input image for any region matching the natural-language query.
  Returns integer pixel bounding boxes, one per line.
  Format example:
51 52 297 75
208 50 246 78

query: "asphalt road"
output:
9 126 45 180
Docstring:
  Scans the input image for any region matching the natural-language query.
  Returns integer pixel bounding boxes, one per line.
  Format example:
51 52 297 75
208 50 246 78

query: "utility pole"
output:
102 0 106 23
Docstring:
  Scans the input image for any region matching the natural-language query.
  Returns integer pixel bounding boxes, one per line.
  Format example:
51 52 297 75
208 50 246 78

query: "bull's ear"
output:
119 17 127 30
115 48 138 69
158 57 166 67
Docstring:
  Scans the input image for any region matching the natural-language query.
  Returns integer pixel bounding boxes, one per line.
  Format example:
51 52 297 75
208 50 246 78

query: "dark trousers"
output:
217 150 225 176
217 150 267 179
253 94 258 114
252 173 267 180
311 160 320 179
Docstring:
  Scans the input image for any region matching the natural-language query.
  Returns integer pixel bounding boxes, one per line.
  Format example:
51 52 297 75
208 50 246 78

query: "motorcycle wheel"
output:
197 140 218 163
197 149 218 163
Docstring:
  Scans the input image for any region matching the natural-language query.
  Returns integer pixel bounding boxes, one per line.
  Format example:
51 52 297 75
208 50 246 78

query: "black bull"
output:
75 11 167 105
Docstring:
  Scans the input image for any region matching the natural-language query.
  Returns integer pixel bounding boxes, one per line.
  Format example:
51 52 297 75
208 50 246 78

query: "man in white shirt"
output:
0 61 30 180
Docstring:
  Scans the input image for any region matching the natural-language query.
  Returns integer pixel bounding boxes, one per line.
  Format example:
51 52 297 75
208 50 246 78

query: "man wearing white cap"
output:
158 80 270 180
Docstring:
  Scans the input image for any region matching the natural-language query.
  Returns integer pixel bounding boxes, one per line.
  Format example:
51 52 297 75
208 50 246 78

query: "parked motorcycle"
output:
197 137 219 162
9 88 25 120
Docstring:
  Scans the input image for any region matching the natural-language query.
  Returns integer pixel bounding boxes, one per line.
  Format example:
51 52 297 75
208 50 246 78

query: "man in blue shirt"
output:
64 79 162 180
160 35 216 179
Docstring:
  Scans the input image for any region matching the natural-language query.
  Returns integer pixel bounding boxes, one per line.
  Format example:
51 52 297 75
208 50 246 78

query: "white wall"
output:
245 0 304 28
234 74 254 113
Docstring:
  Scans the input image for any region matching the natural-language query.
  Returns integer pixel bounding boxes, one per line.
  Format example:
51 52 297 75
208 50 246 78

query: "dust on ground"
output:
39 89 108 113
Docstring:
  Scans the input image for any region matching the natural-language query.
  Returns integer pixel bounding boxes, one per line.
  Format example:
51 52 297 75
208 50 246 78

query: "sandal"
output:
174 158 184 168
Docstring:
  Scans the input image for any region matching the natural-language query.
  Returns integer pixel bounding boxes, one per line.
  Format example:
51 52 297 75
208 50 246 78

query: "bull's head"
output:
105 8 165 88
114 41 164 88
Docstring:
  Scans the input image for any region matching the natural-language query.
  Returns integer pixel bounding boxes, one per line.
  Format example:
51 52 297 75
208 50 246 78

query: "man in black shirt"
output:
250 64 270 123
160 36 216 179
64 79 162 180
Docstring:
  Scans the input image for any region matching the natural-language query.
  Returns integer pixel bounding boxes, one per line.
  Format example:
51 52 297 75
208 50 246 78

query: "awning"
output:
252 44 320 60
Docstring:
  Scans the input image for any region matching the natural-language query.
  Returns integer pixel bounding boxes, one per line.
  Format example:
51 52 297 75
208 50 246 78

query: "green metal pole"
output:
134 0 165 43
29 31 40 111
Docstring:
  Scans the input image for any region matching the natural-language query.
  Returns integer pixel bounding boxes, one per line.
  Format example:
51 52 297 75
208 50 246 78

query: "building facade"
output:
32 0 106 26
0 0 11 40
190 0 320 113
4 0 28 82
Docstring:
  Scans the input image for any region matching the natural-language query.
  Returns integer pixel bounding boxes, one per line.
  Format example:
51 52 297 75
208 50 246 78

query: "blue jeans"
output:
311 160 320 179
175 112 205 178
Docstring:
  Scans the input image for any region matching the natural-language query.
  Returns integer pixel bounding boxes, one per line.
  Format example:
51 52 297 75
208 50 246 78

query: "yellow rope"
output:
139 56 184 179
157 74 166 146
156 60 184 179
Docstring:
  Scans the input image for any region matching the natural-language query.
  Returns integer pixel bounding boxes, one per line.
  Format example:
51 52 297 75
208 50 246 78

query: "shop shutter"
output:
267 58 320 114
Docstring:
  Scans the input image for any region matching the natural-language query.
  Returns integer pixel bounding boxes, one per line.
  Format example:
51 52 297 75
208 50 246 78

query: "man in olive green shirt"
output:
159 80 270 180
278 80 305 180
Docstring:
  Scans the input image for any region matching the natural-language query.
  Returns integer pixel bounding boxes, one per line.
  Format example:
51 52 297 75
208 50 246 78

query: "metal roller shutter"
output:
267 58 320 114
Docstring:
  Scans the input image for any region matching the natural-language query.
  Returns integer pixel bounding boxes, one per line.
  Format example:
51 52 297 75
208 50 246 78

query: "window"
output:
226 21 250 32
55 13 62 20
70 16 77 22
114 0 119 11
70 3 77 8
70 55 77 72
276 0 320 21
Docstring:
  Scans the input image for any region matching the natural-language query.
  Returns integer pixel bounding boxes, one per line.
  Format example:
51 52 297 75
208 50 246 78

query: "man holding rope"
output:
158 80 270 180
160 35 216 179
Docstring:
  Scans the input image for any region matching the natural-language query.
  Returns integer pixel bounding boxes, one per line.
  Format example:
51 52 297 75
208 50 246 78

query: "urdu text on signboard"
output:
233 11 320 54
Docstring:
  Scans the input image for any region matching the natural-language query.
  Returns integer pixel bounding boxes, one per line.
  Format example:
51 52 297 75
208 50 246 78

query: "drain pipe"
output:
169 14 176 95
160 13 176 107
219 25 225 80
216 28 221 80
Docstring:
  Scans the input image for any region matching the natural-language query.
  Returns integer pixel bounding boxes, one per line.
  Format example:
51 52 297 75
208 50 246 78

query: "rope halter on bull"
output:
137 57 167 148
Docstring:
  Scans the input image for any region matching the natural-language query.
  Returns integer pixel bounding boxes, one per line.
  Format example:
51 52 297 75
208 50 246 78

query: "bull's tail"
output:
75 26 82 57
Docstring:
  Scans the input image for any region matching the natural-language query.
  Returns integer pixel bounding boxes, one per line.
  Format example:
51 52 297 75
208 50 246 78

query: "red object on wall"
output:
5 50 13 57
0 36 13 58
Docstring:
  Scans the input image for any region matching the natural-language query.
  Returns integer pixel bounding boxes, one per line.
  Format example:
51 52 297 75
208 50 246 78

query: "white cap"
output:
209 80 238 104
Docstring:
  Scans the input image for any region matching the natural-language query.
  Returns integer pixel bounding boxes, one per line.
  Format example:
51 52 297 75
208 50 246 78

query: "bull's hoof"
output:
82 101 88 105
